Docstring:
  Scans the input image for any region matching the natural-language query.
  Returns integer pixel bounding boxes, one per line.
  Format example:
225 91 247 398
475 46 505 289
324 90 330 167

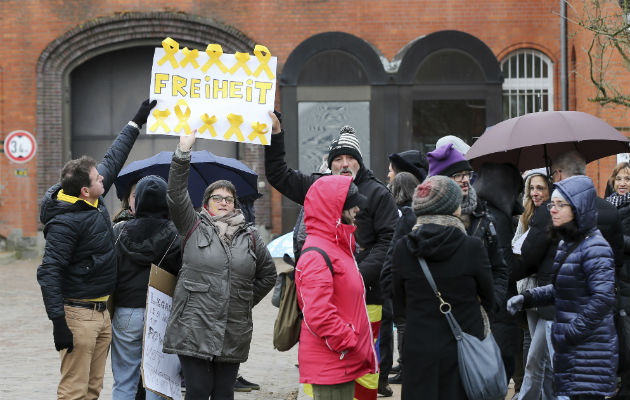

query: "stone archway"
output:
36 12 256 199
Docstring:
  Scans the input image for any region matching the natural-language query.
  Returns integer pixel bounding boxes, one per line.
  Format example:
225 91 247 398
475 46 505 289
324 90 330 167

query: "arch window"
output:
501 50 554 118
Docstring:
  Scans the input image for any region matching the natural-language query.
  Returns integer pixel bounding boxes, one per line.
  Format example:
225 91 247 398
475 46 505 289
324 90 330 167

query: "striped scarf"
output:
606 192 630 208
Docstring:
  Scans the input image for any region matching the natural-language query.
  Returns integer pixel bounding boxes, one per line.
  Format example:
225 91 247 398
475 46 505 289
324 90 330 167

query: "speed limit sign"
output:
4 130 37 163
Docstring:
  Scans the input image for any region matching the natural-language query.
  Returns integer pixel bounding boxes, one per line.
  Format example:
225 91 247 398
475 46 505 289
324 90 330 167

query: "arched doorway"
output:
37 12 256 215
279 32 388 232
395 30 504 155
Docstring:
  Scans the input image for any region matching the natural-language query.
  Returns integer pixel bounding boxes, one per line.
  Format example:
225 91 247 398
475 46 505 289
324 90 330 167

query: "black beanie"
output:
343 182 367 210
134 175 168 218
327 126 364 168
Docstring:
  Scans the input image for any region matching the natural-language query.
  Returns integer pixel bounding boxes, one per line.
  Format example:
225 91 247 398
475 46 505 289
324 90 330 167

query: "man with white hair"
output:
265 112 399 397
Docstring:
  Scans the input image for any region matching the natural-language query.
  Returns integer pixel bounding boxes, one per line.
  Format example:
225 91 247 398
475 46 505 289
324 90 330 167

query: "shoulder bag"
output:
417 256 507 400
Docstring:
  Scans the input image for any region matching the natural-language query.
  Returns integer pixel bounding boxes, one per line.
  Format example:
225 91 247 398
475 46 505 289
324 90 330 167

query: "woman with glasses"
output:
162 132 276 400
605 161 630 399
508 175 618 400
510 169 561 400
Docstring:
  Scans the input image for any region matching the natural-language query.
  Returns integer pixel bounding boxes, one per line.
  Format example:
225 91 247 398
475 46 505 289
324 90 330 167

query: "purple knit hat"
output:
427 143 472 177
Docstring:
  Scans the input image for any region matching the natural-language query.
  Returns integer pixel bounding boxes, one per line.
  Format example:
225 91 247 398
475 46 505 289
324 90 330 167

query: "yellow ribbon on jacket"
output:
199 114 218 137
224 114 245 142
252 45 275 79
149 109 171 133
247 122 269 145
201 44 228 73
174 100 192 135
158 37 179 69
180 47 200 69
228 52 252 76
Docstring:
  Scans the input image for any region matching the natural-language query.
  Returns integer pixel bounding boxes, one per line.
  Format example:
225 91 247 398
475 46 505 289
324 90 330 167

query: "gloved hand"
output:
131 99 158 128
506 295 525 315
52 317 74 352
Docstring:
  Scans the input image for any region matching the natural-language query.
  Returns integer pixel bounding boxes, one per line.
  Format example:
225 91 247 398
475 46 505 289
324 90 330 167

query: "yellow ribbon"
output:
174 100 192 135
252 45 275 79
157 37 179 69
247 122 269 145
201 44 228 73
199 114 218 137
180 47 200 69
149 109 171 133
224 114 245 142
228 52 252 76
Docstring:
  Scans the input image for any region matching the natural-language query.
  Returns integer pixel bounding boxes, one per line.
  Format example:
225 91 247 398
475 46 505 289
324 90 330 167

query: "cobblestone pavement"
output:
0 257 516 399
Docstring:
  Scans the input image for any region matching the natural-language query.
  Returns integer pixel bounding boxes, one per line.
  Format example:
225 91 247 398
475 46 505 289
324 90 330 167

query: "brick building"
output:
0 0 628 247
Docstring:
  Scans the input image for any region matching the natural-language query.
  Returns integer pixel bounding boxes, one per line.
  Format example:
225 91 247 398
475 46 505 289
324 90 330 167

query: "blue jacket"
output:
526 175 618 397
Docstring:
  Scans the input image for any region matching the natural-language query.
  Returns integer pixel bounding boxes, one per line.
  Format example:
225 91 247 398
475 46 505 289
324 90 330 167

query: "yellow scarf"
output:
57 189 98 208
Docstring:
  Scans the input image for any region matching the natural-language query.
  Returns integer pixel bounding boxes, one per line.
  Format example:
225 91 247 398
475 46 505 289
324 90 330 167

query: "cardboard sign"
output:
142 265 182 400
147 37 277 146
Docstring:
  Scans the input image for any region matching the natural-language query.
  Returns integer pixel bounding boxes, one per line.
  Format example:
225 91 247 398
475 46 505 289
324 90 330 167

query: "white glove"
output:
506 295 525 315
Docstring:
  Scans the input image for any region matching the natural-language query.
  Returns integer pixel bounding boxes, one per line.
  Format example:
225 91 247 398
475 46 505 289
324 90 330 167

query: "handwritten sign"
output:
147 37 277 146
142 265 182 400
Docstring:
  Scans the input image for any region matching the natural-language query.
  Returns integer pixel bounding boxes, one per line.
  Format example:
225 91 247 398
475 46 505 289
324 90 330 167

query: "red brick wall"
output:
0 0 628 238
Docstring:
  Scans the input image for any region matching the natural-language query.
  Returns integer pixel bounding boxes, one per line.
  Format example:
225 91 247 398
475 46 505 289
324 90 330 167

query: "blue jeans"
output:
519 311 568 400
111 307 163 400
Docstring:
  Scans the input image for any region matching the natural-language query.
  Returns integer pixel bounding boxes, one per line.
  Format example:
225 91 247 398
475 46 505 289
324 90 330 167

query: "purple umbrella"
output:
466 111 630 171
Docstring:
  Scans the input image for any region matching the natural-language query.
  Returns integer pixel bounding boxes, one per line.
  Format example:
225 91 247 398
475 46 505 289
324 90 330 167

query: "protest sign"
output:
147 37 277 146
142 265 181 400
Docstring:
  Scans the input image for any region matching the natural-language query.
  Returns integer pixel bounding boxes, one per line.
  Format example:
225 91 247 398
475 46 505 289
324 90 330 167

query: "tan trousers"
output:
58 305 112 400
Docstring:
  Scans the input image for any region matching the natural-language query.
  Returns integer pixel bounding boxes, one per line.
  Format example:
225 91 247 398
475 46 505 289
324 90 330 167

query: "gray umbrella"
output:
466 111 630 171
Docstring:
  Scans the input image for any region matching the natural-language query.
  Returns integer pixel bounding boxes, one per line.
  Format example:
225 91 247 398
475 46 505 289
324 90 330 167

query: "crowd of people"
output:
35 99 629 400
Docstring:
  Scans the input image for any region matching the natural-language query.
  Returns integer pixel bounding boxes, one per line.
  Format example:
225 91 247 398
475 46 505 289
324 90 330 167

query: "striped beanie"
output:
327 126 364 168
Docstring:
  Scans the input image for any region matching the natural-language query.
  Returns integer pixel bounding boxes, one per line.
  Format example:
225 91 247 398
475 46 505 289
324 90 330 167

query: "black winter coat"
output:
37 124 139 320
511 201 558 320
392 223 494 400
113 218 182 308
468 199 509 315
380 203 415 299
605 197 630 311
265 131 398 305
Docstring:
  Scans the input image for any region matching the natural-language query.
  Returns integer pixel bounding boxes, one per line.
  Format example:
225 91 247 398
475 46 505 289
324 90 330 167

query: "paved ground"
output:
0 256 516 399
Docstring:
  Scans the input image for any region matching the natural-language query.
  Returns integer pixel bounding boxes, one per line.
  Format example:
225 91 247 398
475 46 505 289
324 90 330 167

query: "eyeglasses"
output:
209 194 235 204
451 171 473 182
546 202 570 211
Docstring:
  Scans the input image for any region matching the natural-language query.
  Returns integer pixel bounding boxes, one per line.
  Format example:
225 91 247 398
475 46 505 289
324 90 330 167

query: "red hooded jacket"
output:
296 175 378 384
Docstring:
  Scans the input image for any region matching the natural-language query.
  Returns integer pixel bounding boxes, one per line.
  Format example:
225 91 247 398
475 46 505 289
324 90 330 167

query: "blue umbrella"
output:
114 150 259 208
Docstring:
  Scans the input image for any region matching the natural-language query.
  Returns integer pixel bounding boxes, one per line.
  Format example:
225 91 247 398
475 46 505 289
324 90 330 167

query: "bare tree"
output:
569 0 630 108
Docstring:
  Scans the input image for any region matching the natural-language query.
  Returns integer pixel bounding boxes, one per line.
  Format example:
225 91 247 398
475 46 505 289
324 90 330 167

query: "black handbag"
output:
417 257 508 400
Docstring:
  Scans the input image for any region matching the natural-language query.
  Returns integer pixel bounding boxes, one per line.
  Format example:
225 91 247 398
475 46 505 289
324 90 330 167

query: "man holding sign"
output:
37 100 156 399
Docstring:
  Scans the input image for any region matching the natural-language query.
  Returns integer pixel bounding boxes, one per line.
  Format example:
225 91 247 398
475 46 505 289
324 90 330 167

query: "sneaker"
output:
389 364 400 374
235 375 260 391
388 371 402 385
377 381 393 397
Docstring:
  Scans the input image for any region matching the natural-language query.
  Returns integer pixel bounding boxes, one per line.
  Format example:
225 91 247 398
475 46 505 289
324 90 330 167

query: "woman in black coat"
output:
605 161 630 399
392 176 494 400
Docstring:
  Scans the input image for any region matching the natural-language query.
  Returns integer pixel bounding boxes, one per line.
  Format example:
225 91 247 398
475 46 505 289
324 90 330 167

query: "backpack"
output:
272 247 334 352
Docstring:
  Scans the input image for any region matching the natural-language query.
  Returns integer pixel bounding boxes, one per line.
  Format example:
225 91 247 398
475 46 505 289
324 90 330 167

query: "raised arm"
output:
166 132 200 236
264 111 317 205
98 99 156 195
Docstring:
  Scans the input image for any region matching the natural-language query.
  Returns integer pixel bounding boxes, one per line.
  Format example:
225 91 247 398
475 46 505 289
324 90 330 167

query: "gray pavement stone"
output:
7 258 527 400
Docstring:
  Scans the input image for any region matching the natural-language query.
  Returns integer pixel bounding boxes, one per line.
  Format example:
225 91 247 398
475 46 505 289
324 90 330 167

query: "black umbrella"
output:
114 150 259 208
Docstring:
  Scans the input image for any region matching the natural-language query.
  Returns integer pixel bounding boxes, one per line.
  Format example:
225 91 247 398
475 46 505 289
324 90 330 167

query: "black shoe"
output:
378 381 393 397
388 371 403 385
235 375 260 391
389 364 400 374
